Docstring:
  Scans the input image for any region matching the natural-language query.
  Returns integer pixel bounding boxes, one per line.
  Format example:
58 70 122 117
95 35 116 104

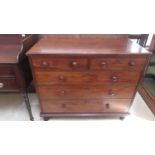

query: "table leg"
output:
22 92 34 121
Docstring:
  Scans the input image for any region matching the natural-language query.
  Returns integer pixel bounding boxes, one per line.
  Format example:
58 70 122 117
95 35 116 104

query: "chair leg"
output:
22 92 34 121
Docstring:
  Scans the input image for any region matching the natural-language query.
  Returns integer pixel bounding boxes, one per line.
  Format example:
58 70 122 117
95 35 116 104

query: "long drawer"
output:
37 84 136 99
35 71 141 85
40 99 131 113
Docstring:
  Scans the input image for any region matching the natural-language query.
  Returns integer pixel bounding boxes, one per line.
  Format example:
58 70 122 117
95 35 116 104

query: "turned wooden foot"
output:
120 116 125 120
22 92 34 121
43 117 50 121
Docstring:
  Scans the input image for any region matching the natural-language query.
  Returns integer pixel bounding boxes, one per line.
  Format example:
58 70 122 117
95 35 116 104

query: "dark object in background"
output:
0 34 37 120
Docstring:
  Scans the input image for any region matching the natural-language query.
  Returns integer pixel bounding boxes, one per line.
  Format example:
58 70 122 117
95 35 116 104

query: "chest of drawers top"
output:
27 35 150 56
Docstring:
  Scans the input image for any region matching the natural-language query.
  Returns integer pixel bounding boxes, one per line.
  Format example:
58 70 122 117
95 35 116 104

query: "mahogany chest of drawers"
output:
27 35 151 120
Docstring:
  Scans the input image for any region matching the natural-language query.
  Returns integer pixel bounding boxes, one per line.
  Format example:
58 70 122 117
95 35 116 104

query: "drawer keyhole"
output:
105 103 110 109
62 103 66 108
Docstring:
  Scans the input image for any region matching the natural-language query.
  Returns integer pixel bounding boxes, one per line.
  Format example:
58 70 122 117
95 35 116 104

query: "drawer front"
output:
35 71 141 85
0 66 15 77
31 57 88 71
41 99 131 113
90 57 146 71
0 78 18 91
38 84 136 100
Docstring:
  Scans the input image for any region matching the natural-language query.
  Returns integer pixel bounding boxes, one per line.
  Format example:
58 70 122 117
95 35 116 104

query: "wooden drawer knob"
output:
100 61 107 66
100 61 106 67
70 61 79 68
58 75 65 81
128 61 136 67
111 75 118 82
42 61 48 66
0 83 4 88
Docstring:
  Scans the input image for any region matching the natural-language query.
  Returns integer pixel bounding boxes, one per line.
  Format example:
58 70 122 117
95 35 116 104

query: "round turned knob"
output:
0 83 4 88
58 75 65 81
70 61 79 68
108 90 115 96
111 75 118 82
128 61 136 67
42 61 48 66
105 103 110 109
99 61 106 68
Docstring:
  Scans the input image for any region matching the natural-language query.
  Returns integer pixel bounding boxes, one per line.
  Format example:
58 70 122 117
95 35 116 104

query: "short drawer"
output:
35 71 141 85
0 78 18 91
31 56 88 71
90 57 146 71
0 66 15 77
37 84 136 100
41 99 131 113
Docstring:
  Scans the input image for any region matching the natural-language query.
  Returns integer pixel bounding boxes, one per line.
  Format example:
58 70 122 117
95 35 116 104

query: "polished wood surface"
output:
38 34 129 39
27 34 151 120
0 35 21 63
27 36 150 55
